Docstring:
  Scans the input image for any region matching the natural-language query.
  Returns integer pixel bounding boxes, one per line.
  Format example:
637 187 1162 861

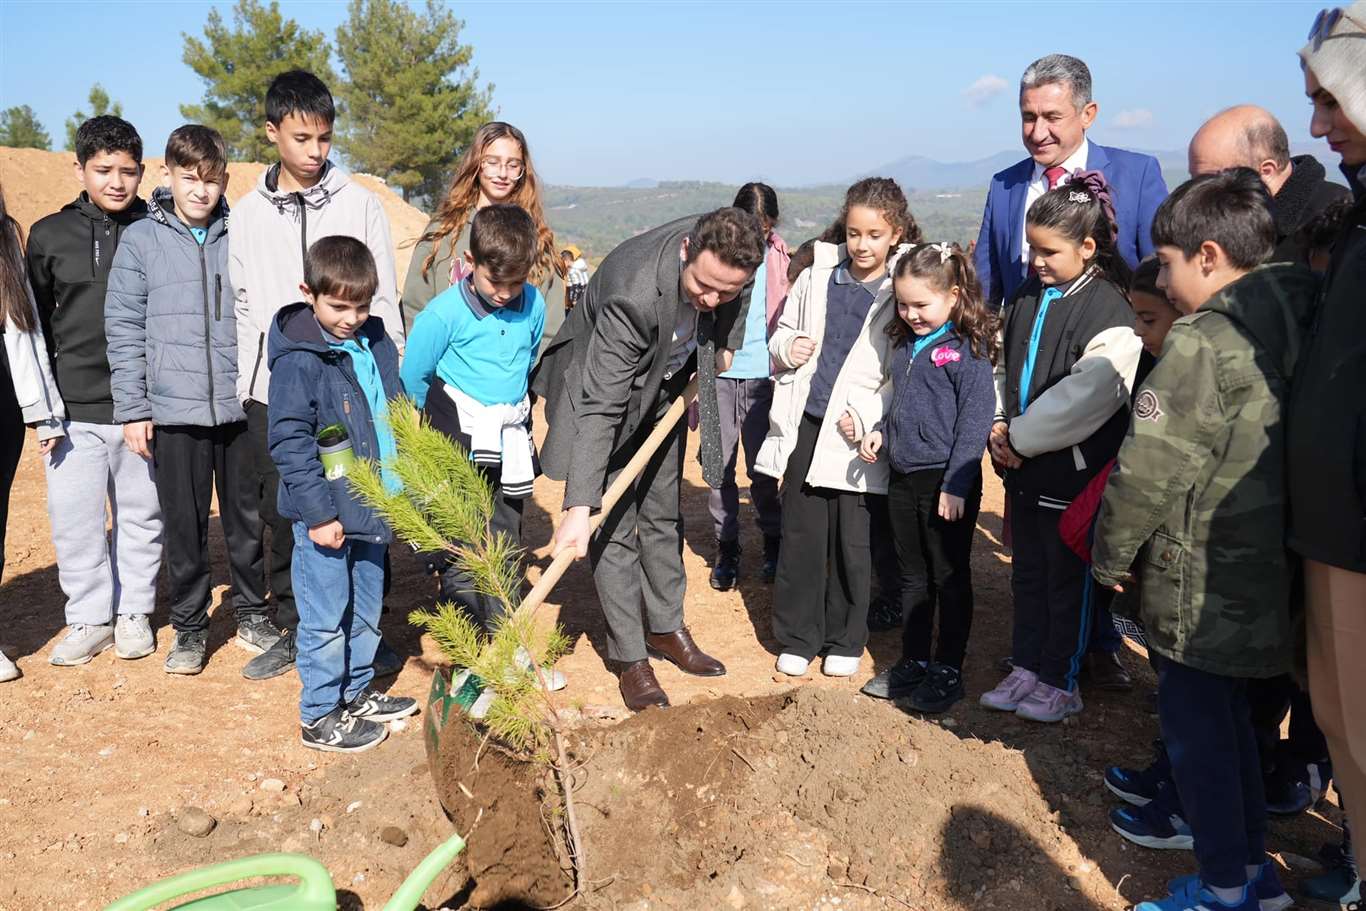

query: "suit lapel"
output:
1007 159 1032 287
1087 141 1111 177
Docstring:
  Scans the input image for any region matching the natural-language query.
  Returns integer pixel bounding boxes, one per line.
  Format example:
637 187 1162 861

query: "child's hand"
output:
123 421 154 459
38 437 59 457
938 492 965 521
859 431 882 464
837 411 858 443
788 336 817 367
308 519 345 550
988 421 1022 470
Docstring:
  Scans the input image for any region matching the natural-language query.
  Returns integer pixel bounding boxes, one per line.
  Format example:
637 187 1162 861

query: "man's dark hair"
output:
266 70 336 127
1151 168 1276 270
165 124 228 182
686 207 766 272
304 236 378 303
469 204 538 282
75 115 143 166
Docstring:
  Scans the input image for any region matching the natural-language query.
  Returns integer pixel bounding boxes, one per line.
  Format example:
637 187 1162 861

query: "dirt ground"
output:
0 408 1348 911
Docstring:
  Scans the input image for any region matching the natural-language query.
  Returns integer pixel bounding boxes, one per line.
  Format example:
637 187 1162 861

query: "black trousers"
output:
868 493 902 599
1158 656 1267 889
771 413 871 659
888 467 980 670
0 342 24 585
245 401 296 630
154 422 266 632
436 468 525 633
1009 489 1092 691
1248 673 1330 772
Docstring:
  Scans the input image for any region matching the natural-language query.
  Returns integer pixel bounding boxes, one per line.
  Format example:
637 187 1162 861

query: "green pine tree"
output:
349 397 586 886
180 0 335 162
64 85 124 151
0 106 52 150
334 0 494 202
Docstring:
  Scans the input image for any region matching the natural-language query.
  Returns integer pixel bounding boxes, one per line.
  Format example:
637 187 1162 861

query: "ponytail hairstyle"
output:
888 242 1000 363
416 121 564 285
0 182 33 333
732 182 779 237
840 177 923 247
1026 169 1132 288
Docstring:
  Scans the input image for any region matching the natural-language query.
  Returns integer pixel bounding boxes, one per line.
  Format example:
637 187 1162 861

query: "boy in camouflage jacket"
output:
1092 170 1318 911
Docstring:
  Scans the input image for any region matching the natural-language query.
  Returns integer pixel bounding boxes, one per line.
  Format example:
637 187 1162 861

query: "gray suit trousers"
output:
589 388 688 663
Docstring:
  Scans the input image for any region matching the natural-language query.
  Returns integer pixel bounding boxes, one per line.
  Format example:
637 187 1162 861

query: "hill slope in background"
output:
0 146 430 285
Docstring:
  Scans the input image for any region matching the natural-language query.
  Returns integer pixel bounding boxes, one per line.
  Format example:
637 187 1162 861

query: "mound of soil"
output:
0 145 429 285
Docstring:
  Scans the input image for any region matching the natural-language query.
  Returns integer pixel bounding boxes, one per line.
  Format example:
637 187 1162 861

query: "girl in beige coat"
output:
755 178 918 677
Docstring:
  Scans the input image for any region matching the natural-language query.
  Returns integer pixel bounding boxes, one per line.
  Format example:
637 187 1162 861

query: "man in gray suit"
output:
533 208 765 711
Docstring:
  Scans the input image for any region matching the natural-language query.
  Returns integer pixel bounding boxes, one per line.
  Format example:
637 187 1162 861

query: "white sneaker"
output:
114 614 155 659
775 653 810 676
822 655 861 677
0 648 19 682
50 623 115 666
513 647 567 692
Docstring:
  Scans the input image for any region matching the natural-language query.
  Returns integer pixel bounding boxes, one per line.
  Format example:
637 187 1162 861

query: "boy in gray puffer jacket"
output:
106 125 273 676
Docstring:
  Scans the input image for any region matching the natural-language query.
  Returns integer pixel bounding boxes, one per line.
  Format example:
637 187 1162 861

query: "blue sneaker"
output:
1168 863 1292 911
1134 884 1258 911
1111 802 1194 850
1105 739 1174 807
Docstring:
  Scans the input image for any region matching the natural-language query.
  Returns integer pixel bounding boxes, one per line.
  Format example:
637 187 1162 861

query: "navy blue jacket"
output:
974 143 1168 309
267 303 401 543
882 332 995 496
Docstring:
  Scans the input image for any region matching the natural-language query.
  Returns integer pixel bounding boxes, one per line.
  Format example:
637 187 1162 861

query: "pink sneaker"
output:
1015 681 1083 723
979 667 1039 711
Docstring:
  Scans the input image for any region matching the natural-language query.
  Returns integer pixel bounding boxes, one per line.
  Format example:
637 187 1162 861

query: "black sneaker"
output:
867 595 901 632
709 539 741 592
1264 773 1313 816
242 630 296 681
235 615 282 654
761 535 781 584
164 630 208 675
347 688 419 723
372 639 404 679
301 706 388 753
1105 739 1174 807
860 657 927 699
909 663 964 713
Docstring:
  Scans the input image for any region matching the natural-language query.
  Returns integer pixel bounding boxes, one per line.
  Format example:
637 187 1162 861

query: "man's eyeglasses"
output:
1308 6 1366 52
480 157 525 178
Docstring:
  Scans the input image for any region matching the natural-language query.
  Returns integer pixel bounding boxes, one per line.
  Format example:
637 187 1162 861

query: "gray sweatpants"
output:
708 376 782 543
45 421 163 625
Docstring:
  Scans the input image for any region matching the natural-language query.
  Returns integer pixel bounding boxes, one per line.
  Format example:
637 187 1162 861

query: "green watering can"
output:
102 830 465 911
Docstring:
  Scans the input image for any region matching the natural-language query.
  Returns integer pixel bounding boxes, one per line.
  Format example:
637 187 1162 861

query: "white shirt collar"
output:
1032 137 1091 183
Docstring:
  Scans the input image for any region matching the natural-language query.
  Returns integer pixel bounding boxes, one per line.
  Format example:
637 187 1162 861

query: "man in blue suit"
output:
974 54 1168 309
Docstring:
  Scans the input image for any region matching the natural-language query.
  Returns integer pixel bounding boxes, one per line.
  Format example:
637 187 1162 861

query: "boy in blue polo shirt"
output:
401 204 549 640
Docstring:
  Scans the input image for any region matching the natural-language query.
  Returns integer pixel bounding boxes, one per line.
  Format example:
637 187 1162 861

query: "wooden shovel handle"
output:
519 378 698 615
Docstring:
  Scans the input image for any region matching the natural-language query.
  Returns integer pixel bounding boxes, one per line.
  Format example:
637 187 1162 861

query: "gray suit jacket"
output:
531 215 751 510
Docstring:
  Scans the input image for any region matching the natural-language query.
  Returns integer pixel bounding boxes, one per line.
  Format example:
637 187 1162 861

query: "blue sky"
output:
0 0 1326 186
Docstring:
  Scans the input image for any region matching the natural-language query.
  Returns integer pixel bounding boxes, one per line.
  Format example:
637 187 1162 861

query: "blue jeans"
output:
291 523 385 724
1158 656 1267 889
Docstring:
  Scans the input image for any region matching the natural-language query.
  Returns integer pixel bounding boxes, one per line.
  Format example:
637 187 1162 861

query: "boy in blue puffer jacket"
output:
106 125 272 676
268 236 416 753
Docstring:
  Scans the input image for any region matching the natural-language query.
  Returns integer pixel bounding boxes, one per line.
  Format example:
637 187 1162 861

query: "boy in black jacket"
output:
26 116 163 667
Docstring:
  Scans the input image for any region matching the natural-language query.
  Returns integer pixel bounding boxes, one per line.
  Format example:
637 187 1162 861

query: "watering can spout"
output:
380 831 467 911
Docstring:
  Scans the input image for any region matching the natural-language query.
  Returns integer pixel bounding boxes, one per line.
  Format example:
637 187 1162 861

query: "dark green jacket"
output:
1288 187 1366 571
1092 264 1319 678
400 216 565 346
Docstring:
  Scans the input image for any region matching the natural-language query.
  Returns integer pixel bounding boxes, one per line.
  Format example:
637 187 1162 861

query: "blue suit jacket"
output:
973 142 1168 308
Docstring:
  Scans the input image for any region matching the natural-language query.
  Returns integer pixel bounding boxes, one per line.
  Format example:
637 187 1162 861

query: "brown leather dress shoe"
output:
1086 651 1133 691
645 626 727 677
618 660 669 712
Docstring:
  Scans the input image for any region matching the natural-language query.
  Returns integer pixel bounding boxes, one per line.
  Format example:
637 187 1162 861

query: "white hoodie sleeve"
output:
4 275 66 440
365 196 404 353
769 267 812 370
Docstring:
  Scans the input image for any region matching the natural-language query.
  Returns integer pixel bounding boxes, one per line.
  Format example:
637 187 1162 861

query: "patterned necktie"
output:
1044 165 1068 189
695 311 723 487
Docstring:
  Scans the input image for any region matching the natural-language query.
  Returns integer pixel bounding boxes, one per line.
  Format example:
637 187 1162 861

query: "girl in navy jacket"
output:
858 243 997 713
